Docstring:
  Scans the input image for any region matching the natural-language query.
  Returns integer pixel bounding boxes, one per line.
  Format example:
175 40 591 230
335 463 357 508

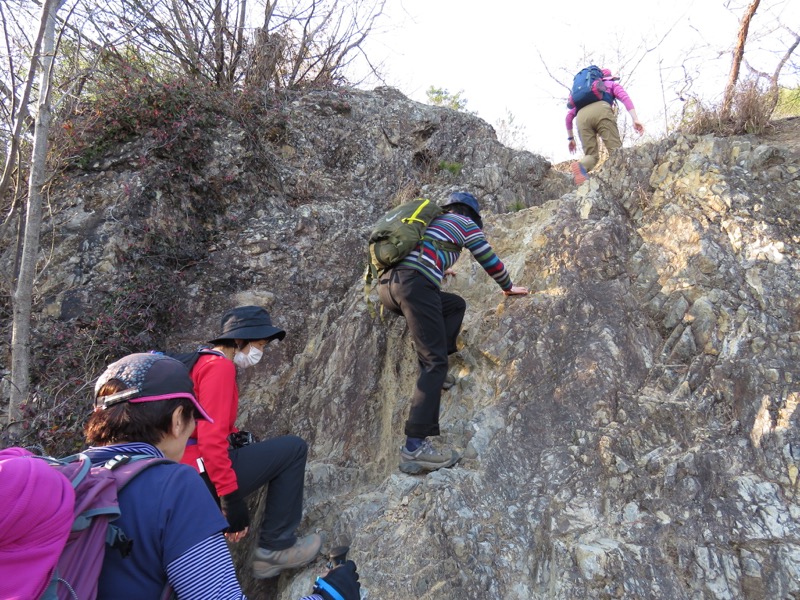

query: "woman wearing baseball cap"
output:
83 352 358 600
83 352 241 598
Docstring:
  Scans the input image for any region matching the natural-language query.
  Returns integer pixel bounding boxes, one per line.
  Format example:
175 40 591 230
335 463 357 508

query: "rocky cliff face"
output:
7 87 800 599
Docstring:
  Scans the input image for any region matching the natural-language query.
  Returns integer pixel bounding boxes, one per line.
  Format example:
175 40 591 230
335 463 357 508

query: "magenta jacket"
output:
566 78 636 130
0 448 75 600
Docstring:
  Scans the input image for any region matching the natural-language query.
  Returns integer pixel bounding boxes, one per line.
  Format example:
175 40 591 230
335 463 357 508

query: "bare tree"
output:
766 30 800 113
721 0 761 118
746 26 800 115
9 0 67 424
0 1 48 220
495 109 528 151
72 0 386 88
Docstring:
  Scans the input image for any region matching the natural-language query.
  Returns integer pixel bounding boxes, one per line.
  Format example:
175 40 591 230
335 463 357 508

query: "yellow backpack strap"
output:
401 198 431 225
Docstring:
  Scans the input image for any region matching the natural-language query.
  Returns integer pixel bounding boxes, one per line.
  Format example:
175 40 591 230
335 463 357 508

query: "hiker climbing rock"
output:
78 352 356 599
180 306 322 579
566 66 644 184
376 191 528 474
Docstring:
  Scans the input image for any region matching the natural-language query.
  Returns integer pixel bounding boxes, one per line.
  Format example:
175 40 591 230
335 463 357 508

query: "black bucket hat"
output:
94 353 213 421
208 305 286 344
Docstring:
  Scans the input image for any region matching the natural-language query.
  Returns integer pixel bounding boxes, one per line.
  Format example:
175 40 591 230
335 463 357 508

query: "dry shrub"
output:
391 183 421 207
681 79 774 136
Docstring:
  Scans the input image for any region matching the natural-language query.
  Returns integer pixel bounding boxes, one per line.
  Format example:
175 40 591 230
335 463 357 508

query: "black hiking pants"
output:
202 435 308 551
378 267 466 438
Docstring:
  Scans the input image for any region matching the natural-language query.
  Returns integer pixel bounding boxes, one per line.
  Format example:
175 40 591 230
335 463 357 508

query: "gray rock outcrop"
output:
4 87 800 599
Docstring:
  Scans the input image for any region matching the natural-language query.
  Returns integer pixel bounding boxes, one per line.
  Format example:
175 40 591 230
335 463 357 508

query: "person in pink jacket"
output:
0 447 74 600
566 68 644 184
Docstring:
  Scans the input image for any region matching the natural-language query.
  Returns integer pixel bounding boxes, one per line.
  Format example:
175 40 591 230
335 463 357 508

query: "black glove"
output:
313 560 360 600
219 489 250 533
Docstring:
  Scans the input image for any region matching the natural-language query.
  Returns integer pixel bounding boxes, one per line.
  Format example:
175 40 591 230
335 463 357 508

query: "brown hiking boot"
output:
252 533 322 579
399 439 460 474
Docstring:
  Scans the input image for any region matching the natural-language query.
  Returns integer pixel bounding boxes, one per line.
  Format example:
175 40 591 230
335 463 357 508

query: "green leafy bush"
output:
438 160 463 175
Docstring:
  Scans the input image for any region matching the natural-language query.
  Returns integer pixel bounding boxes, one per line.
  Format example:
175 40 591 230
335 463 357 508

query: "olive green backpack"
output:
366 198 461 278
364 198 461 312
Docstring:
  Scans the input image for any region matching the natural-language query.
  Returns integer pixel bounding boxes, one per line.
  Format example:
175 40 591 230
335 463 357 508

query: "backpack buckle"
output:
104 454 132 470
107 525 134 558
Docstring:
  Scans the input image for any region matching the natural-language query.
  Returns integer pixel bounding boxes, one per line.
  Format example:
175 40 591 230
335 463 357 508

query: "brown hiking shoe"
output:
252 533 322 579
399 439 460 474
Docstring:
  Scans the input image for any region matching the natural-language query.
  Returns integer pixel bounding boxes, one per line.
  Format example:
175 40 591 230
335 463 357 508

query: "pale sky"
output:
349 0 799 163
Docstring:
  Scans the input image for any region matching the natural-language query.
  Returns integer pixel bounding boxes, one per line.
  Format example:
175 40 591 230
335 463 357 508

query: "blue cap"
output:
442 192 483 228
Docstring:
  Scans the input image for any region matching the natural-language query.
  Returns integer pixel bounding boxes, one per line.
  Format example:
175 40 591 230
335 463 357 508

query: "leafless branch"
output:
722 0 761 117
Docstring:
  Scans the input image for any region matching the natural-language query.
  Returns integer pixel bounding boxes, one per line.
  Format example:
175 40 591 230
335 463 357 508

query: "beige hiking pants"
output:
576 101 621 172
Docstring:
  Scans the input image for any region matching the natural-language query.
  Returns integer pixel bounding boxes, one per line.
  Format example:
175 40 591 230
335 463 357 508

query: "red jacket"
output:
181 352 239 496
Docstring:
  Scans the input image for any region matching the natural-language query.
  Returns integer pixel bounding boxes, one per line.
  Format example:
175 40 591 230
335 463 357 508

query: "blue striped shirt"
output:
85 443 241 599
398 212 512 290
85 443 326 599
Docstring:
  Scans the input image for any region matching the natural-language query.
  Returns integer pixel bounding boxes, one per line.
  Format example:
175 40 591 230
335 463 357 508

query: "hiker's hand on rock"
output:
225 527 248 543
444 268 456 278
220 489 250 534
504 286 529 296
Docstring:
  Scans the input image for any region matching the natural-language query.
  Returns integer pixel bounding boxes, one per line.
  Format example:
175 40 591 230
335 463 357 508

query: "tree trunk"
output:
721 0 761 119
9 0 65 424
0 0 51 222
766 33 800 116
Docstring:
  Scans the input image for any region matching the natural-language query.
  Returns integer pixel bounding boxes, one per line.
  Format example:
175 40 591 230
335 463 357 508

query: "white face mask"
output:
233 345 263 369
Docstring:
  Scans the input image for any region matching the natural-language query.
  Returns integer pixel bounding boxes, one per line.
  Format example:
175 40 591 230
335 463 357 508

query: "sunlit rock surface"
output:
15 87 800 598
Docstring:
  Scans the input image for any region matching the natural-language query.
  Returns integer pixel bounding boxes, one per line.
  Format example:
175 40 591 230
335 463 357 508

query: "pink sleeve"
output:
607 81 635 111
566 107 577 130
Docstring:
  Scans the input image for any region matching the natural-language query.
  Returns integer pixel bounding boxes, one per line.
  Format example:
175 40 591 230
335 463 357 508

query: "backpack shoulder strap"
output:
430 239 462 253
104 454 174 493
101 455 175 558
36 452 93 488
198 348 224 356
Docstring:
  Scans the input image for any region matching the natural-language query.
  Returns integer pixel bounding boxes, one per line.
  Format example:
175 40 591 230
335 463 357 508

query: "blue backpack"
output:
568 65 612 110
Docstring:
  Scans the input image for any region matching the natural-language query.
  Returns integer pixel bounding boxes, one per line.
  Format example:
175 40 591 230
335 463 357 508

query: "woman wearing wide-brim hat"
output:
81 352 358 599
181 306 323 580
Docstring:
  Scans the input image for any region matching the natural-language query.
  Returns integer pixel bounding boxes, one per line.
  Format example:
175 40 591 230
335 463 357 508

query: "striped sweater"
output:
398 212 513 290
